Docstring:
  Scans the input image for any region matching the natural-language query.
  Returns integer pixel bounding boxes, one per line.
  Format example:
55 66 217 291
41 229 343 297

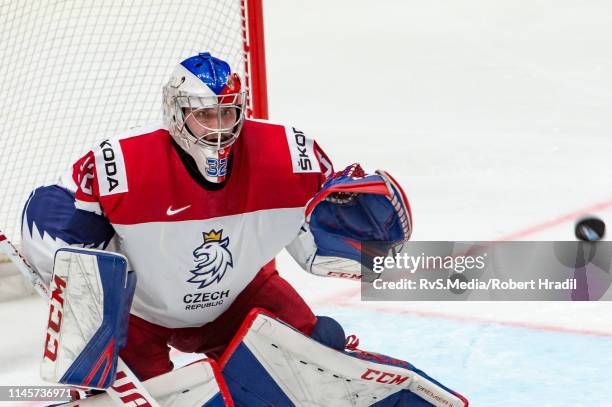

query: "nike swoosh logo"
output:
166 205 191 216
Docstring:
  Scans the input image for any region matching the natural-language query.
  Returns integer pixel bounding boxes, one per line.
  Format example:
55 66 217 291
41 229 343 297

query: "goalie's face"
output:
183 106 238 146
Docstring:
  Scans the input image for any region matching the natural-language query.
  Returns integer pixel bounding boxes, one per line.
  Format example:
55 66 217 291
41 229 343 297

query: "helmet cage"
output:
172 91 246 151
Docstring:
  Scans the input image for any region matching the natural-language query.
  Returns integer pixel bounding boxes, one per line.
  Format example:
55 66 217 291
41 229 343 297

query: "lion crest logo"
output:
188 229 233 289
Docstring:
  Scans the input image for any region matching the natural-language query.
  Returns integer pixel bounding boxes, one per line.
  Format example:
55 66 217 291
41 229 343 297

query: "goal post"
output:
245 0 269 120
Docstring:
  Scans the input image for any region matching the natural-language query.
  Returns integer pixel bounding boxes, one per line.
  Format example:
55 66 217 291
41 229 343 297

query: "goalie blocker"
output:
41 248 136 389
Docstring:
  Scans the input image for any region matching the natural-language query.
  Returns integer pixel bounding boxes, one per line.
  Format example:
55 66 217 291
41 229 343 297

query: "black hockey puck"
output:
574 217 606 242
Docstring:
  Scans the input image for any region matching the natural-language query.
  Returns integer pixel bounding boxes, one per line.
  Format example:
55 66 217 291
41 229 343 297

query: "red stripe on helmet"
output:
218 73 242 103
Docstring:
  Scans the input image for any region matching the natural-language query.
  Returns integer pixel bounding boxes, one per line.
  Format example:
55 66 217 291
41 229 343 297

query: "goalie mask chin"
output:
163 52 246 183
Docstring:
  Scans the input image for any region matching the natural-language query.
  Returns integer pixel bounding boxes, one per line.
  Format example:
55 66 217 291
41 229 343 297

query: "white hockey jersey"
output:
21 119 333 328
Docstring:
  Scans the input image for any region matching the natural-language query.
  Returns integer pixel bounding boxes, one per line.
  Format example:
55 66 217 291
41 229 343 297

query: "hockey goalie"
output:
20 52 468 406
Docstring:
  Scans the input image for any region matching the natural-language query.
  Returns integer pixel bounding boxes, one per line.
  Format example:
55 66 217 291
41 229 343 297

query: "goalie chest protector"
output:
70 119 331 328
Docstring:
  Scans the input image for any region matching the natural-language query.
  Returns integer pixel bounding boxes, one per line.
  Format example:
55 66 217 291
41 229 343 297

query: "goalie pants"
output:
119 263 317 381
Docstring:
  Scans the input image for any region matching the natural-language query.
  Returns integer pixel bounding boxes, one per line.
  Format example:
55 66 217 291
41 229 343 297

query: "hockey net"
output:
0 0 267 298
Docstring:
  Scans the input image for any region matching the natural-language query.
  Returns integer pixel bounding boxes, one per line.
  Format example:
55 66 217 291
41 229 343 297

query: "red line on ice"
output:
330 302 612 338
495 197 612 241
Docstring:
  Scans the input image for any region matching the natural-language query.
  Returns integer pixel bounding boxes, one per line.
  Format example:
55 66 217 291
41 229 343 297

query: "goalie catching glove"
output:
287 163 412 279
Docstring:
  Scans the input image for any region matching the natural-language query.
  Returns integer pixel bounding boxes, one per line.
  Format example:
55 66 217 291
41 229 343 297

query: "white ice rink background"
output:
2 1 612 405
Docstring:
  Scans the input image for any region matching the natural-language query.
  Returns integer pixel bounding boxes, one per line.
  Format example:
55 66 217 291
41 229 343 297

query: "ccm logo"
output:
326 271 361 280
100 140 120 192
111 370 153 407
361 368 409 385
43 274 67 362
293 127 312 171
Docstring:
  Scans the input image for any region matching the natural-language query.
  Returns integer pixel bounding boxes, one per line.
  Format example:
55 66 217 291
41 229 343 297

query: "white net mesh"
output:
0 0 257 242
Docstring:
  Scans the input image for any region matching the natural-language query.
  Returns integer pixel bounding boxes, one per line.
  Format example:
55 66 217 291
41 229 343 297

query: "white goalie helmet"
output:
163 52 246 183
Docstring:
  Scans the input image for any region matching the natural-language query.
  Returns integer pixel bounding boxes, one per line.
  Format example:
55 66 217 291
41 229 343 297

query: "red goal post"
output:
245 0 269 120
0 0 269 297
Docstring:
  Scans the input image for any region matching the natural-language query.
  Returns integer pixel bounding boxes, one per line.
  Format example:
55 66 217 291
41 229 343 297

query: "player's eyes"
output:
194 110 214 120
190 108 235 122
